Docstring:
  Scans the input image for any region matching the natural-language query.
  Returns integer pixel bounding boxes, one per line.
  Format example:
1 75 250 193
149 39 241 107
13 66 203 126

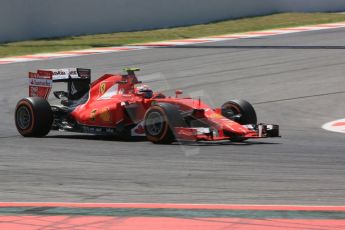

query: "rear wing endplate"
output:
29 68 91 100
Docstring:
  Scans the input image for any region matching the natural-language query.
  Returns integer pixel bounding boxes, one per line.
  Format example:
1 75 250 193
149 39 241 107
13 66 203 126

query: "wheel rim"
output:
146 111 164 136
16 105 32 130
222 104 240 118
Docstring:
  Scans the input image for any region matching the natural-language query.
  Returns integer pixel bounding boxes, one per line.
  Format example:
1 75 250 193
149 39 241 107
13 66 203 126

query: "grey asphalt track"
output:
0 28 345 205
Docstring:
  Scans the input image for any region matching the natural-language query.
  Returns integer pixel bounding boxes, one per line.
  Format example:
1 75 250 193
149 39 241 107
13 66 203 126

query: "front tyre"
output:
221 99 257 125
144 106 175 144
15 97 53 137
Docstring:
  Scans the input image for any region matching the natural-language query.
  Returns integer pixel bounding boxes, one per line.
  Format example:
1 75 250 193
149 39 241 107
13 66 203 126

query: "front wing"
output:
174 124 280 142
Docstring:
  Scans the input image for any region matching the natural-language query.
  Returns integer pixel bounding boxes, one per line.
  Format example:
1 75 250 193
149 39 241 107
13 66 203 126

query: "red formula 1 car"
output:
15 68 279 144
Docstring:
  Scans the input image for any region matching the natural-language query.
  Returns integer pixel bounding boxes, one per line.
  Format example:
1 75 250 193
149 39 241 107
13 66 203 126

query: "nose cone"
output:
223 121 250 136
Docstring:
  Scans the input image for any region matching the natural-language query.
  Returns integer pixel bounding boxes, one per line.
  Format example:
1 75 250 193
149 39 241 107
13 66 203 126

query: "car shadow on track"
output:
174 140 281 147
45 134 281 146
45 134 147 142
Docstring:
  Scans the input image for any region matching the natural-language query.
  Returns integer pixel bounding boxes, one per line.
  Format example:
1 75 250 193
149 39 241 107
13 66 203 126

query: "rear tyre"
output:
15 97 53 137
144 104 185 144
221 99 257 125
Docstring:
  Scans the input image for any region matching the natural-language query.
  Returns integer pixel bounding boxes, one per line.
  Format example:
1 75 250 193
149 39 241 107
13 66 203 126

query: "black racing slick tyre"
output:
15 97 53 137
144 104 185 144
221 99 257 125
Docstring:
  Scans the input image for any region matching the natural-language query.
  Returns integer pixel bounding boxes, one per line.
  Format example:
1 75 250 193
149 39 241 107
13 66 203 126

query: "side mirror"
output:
175 90 183 98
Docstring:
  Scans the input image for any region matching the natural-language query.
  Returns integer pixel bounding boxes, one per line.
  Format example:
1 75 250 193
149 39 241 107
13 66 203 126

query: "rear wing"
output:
29 68 91 100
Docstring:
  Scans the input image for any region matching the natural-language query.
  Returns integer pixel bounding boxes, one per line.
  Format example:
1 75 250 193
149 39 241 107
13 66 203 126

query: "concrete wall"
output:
278 0 345 12
1 0 345 43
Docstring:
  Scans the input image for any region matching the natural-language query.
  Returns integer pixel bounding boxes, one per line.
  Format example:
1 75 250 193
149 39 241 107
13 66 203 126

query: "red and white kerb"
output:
322 118 345 134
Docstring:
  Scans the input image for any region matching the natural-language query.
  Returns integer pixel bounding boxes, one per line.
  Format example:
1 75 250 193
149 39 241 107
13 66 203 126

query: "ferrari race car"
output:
15 67 280 144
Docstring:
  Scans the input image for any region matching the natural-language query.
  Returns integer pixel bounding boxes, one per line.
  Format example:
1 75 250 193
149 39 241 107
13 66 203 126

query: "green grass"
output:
1 13 345 58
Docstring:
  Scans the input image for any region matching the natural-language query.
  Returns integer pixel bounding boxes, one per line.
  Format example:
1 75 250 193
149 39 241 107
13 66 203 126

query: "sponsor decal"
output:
45 68 81 80
69 70 77 76
28 71 52 99
90 109 97 122
100 107 112 123
106 128 115 134
29 78 52 87
52 70 67 76
50 69 69 80
77 68 91 79
99 82 107 95
131 121 146 136
82 126 116 134
135 125 145 134
322 118 345 134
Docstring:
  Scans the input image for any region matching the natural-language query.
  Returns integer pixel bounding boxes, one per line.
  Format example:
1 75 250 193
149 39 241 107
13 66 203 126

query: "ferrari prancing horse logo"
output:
90 109 97 122
99 82 107 95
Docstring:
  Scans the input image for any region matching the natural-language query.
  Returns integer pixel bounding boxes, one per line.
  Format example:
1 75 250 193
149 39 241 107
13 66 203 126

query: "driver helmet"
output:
135 85 153 99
